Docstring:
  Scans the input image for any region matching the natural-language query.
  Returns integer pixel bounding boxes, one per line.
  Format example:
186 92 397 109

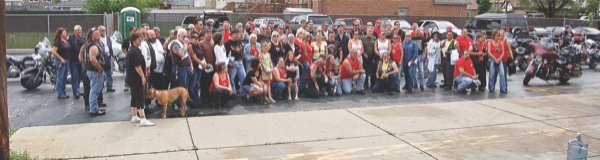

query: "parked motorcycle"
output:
507 30 536 71
20 37 57 90
6 55 35 78
111 31 126 74
583 39 598 69
523 39 585 85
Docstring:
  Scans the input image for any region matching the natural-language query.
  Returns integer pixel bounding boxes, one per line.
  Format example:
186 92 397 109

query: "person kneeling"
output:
242 58 267 103
373 52 399 95
453 50 479 94
209 62 235 108
305 55 327 98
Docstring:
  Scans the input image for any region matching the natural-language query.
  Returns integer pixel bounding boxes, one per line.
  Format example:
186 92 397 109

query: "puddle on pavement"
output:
361 105 453 118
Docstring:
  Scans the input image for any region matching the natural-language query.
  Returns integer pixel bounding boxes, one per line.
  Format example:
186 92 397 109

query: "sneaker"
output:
140 118 155 126
107 88 116 92
131 116 141 123
123 86 129 92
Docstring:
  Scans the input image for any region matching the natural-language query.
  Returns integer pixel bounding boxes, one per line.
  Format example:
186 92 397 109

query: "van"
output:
465 13 529 37
291 14 333 31
181 10 232 29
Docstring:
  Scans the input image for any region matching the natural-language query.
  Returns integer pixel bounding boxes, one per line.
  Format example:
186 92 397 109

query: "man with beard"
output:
411 28 426 91
361 27 377 89
146 30 166 91
69 25 85 99
98 25 115 92
327 32 343 64
84 27 107 116
453 50 478 94
225 30 245 96
169 29 193 109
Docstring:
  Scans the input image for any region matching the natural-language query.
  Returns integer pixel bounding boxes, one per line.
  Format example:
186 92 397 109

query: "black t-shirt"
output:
122 38 131 52
412 36 425 55
258 34 269 43
285 61 298 77
126 46 146 84
269 41 284 62
284 43 300 58
53 41 71 60
225 40 243 61
242 69 261 85
327 40 341 60
190 44 203 70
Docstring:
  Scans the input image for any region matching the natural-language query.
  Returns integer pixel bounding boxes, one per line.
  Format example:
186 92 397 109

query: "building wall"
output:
314 0 469 17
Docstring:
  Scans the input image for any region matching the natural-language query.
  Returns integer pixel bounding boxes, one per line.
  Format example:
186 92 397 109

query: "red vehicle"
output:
333 18 365 33
523 41 585 85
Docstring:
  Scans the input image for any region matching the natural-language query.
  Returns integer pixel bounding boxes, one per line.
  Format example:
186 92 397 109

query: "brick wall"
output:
315 0 469 17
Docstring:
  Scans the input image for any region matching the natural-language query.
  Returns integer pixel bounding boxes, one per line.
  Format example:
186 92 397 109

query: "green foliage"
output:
477 0 491 14
519 0 572 18
82 0 161 14
52 0 61 4
590 12 595 27
9 151 36 160
488 4 503 13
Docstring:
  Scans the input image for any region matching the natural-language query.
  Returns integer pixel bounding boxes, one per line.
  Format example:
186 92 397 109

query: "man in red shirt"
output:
453 50 478 94
374 20 382 37
223 21 231 42
455 29 473 58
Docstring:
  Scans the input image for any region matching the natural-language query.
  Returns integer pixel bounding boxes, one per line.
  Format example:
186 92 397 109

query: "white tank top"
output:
377 39 389 54
352 41 362 53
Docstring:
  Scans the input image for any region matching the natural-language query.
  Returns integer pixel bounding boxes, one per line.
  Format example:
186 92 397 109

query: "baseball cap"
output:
74 25 82 30
207 19 215 26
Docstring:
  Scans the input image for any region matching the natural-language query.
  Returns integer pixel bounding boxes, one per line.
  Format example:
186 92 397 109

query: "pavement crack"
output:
184 115 200 160
473 101 600 141
68 149 195 159
343 109 438 160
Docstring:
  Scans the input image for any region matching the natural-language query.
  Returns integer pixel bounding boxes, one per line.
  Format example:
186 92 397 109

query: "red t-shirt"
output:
455 36 473 58
489 41 503 61
209 72 230 92
410 32 424 37
454 58 475 77
271 67 287 84
223 31 231 42
249 47 259 57
391 43 402 63
299 42 313 63
374 28 382 37
340 57 360 79
502 39 510 62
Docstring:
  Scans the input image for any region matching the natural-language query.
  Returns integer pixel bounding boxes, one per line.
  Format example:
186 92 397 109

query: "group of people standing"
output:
51 18 515 126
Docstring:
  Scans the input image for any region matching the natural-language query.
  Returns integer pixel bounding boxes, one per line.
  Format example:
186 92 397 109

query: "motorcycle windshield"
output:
111 31 123 44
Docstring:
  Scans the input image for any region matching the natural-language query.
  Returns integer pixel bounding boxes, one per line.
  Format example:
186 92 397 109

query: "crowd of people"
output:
51 18 516 126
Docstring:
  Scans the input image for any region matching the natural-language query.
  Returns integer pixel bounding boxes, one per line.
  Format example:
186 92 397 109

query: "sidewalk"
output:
9 93 600 159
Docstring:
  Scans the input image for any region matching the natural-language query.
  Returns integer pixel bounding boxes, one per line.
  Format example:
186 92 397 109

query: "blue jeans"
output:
426 64 437 87
396 63 402 90
228 61 246 94
69 60 82 95
454 75 474 91
87 71 104 113
373 74 399 92
54 59 70 97
327 79 342 96
271 81 286 100
341 73 366 94
105 56 113 90
177 65 191 106
413 56 425 86
488 60 507 92
403 62 416 90
298 61 310 90
189 69 202 103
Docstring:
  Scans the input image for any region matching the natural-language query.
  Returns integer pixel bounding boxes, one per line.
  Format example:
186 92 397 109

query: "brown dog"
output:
146 87 190 118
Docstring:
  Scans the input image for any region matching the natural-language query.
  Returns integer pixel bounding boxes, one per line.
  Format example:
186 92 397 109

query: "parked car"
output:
573 27 600 42
580 16 600 21
333 18 365 33
530 27 550 38
181 10 232 29
379 18 412 33
254 17 285 27
418 20 462 36
291 14 333 31
465 13 529 37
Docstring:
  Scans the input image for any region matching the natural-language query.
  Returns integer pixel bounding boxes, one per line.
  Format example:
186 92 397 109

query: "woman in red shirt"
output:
299 31 313 90
487 30 507 93
209 62 234 108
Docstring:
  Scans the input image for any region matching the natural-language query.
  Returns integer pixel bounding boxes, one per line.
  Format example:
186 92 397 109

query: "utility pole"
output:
0 0 9 159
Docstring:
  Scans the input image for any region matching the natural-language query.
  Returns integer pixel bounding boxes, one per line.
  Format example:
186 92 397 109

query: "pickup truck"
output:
181 10 232 29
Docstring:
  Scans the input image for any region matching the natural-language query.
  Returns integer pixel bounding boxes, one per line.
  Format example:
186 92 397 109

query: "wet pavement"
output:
7 68 600 129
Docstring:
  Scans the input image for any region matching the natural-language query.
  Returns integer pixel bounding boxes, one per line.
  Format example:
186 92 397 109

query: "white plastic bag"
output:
450 49 459 65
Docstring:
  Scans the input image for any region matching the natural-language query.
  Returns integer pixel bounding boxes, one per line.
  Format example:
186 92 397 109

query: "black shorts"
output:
129 82 145 109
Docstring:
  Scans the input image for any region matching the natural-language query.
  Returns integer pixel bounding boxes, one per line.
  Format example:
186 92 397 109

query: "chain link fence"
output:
7 12 599 49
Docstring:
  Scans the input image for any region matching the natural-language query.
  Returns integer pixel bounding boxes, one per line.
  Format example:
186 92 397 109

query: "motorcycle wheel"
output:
589 60 597 69
558 78 570 84
518 60 529 71
20 76 43 90
523 72 533 86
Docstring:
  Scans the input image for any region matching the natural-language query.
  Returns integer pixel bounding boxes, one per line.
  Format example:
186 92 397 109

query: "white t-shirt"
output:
100 36 110 54
214 44 228 65
140 42 151 68
149 41 165 73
